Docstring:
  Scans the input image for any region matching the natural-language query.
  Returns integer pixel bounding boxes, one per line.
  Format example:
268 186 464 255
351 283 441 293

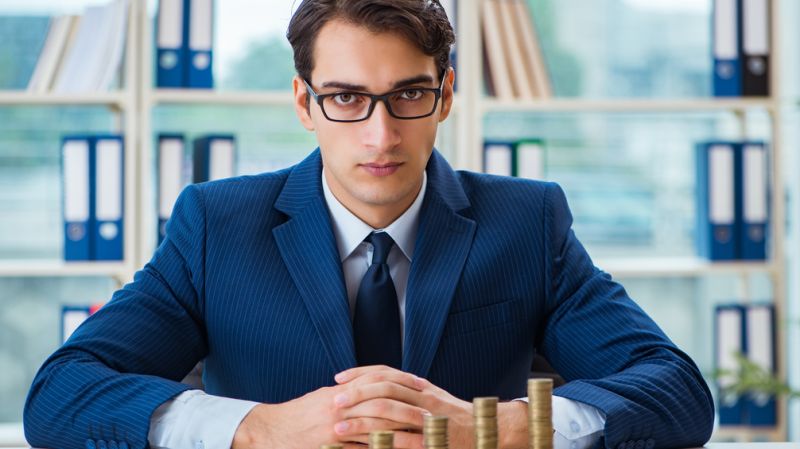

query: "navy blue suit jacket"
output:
25 149 713 449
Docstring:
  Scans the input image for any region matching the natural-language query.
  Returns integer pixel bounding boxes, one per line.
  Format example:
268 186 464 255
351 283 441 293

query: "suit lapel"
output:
273 150 356 374
404 152 476 377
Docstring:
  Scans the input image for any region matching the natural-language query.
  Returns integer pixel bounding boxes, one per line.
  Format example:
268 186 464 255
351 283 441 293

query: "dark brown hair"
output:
286 0 455 84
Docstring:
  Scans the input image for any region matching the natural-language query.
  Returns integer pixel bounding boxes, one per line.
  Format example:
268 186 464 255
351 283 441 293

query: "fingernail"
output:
335 372 346 382
334 394 348 406
414 376 425 388
334 421 350 434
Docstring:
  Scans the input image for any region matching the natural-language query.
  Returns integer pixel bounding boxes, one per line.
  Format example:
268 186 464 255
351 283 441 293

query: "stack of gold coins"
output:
369 430 395 449
528 378 553 449
473 397 499 449
423 415 449 449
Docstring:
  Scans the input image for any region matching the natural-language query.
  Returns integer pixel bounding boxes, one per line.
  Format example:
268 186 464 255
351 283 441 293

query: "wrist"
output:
232 403 272 449
498 401 528 449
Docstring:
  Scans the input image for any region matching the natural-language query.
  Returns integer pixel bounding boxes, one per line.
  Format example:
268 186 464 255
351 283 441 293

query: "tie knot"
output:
366 232 394 265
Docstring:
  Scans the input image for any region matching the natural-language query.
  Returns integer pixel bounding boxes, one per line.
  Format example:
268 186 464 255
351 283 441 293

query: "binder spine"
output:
192 136 211 183
744 304 777 425
715 304 746 425
741 0 770 96
185 0 214 88
158 133 186 244
696 142 737 260
713 0 742 96
156 0 185 87
62 136 94 261
483 140 515 177
739 142 769 260
92 135 124 261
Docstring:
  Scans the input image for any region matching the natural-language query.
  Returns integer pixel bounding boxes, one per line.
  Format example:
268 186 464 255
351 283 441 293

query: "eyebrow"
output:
320 74 436 92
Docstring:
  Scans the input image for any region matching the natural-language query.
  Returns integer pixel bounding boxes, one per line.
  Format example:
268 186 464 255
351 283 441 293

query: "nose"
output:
362 99 401 152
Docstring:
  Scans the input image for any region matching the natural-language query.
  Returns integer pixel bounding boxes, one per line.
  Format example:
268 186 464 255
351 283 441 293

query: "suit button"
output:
97 440 107 449
85 439 97 449
108 440 119 449
635 440 645 449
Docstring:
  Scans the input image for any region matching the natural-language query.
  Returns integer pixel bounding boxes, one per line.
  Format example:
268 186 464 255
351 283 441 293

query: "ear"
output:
438 68 455 123
293 75 315 131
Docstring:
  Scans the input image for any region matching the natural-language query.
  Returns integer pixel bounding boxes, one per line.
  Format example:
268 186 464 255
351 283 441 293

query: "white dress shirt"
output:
148 170 605 449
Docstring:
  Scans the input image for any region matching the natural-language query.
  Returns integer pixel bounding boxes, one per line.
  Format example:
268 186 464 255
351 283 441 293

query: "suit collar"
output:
273 149 356 373
403 151 476 377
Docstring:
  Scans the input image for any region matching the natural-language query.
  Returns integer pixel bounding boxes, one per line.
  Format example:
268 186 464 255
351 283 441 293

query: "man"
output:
24 1 714 449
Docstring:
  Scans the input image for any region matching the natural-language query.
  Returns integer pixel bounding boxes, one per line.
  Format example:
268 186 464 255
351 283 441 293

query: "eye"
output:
400 89 423 100
332 93 361 105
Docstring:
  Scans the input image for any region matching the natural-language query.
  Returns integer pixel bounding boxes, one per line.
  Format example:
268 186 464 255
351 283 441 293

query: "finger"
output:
334 417 411 437
336 365 398 383
335 381 425 409
340 398 427 429
336 368 423 393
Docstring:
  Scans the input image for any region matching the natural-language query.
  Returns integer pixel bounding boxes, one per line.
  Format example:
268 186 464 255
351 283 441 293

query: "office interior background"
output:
0 0 798 445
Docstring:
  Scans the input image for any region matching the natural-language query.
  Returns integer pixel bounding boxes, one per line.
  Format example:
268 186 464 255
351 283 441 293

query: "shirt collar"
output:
322 169 427 263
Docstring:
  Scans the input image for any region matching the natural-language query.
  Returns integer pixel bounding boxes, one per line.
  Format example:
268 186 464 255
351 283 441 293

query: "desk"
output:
3 442 799 449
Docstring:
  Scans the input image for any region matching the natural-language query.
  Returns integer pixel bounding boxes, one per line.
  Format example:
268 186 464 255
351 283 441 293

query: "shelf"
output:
0 422 24 447
0 91 130 107
712 426 785 443
150 89 295 106
0 260 132 279
482 97 778 113
596 257 775 278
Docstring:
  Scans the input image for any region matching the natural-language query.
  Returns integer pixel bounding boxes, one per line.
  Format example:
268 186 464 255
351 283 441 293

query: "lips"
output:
361 162 402 177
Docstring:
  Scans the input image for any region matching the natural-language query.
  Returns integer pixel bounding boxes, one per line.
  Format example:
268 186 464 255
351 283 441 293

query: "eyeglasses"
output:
303 74 446 123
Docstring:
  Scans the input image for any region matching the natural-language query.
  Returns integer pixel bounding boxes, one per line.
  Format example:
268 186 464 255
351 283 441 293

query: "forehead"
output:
311 19 439 90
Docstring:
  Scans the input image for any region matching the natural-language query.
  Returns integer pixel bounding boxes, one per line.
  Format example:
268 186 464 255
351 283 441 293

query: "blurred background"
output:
0 0 798 445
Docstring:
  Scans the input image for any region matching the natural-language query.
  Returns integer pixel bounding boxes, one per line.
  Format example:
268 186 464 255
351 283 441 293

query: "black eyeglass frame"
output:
303 73 447 123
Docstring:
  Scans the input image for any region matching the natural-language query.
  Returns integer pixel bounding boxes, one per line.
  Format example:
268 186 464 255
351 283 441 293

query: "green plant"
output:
714 353 800 401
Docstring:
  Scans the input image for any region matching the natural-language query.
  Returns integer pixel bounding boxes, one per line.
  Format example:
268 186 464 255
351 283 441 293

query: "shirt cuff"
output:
512 394 606 449
148 390 259 449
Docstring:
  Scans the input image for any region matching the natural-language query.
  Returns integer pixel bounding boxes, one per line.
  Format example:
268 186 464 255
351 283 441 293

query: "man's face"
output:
293 19 454 227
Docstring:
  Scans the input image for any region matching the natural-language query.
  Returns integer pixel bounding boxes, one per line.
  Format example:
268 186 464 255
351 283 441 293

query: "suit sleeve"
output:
539 183 715 449
24 185 210 449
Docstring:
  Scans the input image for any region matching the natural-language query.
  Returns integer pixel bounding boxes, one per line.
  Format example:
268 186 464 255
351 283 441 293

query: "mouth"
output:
360 162 403 177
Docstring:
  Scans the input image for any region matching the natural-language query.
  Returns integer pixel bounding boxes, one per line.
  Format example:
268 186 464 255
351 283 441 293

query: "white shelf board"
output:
712 426 786 443
596 257 775 278
0 91 129 107
150 89 295 106
0 422 25 447
0 260 132 278
482 97 778 113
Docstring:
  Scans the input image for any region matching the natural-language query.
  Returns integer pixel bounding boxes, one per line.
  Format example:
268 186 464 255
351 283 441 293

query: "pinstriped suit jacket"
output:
24 149 713 449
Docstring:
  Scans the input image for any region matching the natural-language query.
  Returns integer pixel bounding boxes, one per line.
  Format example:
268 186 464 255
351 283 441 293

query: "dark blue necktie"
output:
353 232 402 368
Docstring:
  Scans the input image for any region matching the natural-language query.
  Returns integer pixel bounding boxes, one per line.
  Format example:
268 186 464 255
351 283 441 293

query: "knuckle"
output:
348 418 363 433
373 399 389 415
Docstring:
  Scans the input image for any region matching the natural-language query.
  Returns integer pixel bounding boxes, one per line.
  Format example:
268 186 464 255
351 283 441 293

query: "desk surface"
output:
5 443 800 449
703 445 800 449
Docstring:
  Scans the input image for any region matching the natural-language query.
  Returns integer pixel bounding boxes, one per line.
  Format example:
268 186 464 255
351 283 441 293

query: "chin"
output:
355 187 411 207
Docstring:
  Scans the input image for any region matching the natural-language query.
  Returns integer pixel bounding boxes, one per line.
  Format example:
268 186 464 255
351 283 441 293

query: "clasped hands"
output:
232 365 527 449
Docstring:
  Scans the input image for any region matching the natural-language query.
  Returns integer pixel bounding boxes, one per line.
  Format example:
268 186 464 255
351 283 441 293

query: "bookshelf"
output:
0 0 795 444
0 0 140 286
454 0 790 442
